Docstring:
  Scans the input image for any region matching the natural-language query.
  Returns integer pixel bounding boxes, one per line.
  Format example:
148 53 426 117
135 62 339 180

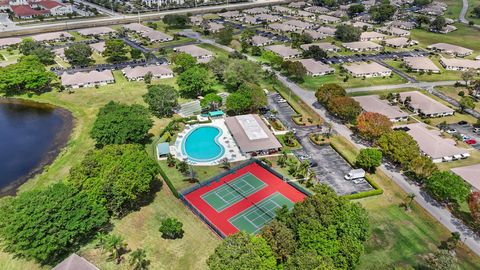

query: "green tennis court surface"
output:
229 192 294 234
201 173 267 212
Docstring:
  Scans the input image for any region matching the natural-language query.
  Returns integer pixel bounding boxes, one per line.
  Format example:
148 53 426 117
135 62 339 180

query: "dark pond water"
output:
0 98 72 195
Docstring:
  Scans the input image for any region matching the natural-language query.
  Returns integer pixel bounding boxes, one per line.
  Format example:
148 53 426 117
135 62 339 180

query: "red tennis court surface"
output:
182 162 307 237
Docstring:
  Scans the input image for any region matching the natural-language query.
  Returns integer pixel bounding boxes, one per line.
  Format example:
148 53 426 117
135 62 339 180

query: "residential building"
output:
360 31 387 41
399 91 454 117
122 65 173 81
0 37 22 48
404 57 440 73
342 41 383 52
31 31 73 42
206 22 224 33
451 164 480 190
353 95 409 122
189 15 203 25
300 42 340 52
303 29 328 40
218 10 241 19
269 23 297 33
352 21 373 30
304 6 329 14
141 30 173 42
389 20 415 30
89 42 105 53
439 58 480 71
174 45 214 62
427 43 473 57
272 5 295 14
77 26 115 37
317 14 341 24
251 35 273 46
224 114 282 155
53 253 99 270
316 26 336 36
385 37 417 48
398 123 468 163
254 14 282 22
343 62 392 77
298 59 334 76
123 23 152 33
265 45 302 59
377 26 410 37
284 19 315 30
61 70 115 88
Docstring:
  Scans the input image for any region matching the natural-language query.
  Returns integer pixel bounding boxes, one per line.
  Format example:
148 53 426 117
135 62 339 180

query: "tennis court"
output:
201 173 267 212
229 192 294 234
181 161 307 237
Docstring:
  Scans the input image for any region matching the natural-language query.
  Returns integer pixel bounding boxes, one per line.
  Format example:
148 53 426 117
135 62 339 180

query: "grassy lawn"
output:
197 43 230 58
383 58 463 82
79 187 221 270
0 69 226 269
348 87 420 97
435 85 480 110
411 24 480 51
299 65 407 90
329 135 480 269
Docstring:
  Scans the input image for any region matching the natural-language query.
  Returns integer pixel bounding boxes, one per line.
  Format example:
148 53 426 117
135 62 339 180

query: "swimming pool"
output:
182 126 225 162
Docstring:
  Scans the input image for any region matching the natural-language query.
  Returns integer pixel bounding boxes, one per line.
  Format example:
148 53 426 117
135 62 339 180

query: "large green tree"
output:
18 38 55 65
159 218 184 239
200 93 223 110
207 232 277 270
223 59 263 90
285 185 370 269
426 171 470 204
430 16 446 32
335 25 361 42
68 144 160 216
216 26 234 45
302 45 327 61
356 112 392 141
177 66 215 98
143 84 178 118
261 220 296 263
90 101 152 146
162 14 190 28
0 183 108 265
327 96 362 123
172 52 197 73
64 43 93 66
0 55 55 95
369 4 396 22
356 148 383 172
315 83 346 105
103 39 129 63
377 130 420 166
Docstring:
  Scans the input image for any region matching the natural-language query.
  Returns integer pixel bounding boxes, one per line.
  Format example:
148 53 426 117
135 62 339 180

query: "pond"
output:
0 98 72 195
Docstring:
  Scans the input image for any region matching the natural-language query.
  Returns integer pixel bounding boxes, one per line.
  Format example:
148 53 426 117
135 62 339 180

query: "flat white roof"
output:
236 114 268 140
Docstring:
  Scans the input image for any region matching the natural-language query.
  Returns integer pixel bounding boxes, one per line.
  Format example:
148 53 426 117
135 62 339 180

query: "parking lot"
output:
266 93 373 196
447 123 480 150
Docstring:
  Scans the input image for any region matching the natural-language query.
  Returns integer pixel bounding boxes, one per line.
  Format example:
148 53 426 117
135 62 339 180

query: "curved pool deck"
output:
172 119 247 166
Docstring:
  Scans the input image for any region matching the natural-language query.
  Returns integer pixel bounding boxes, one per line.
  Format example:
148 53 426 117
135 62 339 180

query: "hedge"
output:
329 141 383 200
158 166 180 198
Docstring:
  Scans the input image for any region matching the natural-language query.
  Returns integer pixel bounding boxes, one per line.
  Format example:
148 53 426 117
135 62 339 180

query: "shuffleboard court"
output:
229 192 294 234
201 172 266 212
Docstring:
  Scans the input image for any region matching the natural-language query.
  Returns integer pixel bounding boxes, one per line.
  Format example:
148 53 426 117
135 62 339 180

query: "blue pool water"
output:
182 126 224 162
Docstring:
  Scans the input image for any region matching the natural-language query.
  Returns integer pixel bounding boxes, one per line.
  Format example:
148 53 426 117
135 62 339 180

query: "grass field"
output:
411 24 480 52
330 136 480 269
435 85 480 110
299 65 407 90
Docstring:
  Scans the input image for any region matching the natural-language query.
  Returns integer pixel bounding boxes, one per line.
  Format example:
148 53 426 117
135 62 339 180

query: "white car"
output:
446 129 457 134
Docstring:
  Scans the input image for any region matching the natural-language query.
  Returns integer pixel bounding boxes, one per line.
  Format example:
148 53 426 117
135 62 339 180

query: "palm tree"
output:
277 151 288 167
295 160 310 179
405 193 416 211
166 154 176 167
129 248 150 270
101 234 127 264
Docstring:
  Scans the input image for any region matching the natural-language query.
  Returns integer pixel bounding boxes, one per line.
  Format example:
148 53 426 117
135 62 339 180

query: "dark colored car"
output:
458 121 469 125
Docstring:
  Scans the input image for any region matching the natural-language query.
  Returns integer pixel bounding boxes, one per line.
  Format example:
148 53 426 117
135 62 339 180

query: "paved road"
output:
459 0 480 28
188 34 480 256
275 72 480 257
0 0 285 34
346 81 457 92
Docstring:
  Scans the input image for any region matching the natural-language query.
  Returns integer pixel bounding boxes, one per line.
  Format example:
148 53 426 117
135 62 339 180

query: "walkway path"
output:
198 34 480 255
276 72 480 257
459 0 480 28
